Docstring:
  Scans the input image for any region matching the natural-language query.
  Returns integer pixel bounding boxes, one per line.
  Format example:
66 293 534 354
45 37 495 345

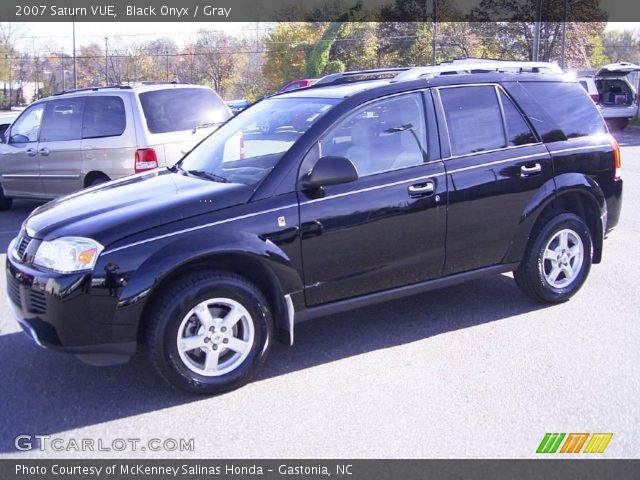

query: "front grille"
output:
7 276 22 308
15 234 31 260
28 290 47 314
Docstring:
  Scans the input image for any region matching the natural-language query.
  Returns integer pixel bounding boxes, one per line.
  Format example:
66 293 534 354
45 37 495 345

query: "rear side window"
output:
139 88 230 134
521 82 606 139
440 86 506 156
40 98 84 142
82 96 126 139
498 90 537 146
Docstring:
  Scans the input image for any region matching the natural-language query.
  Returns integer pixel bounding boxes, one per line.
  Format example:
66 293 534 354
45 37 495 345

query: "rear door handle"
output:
408 181 435 197
25 148 37 157
520 163 541 177
38 147 50 156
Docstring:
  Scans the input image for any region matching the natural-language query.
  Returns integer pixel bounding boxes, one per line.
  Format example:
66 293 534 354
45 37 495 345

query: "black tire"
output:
146 271 273 395
606 118 629 132
0 186 12 211
514 212 592 303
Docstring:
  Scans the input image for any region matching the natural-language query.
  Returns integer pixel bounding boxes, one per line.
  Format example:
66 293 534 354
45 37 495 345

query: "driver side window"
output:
10 103 45 143
319 93 428 177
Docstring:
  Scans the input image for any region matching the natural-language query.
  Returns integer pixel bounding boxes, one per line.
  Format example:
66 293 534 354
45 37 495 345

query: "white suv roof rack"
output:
393 61 563 82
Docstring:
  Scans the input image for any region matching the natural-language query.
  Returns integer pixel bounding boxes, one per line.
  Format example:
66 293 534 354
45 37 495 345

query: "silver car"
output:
0 83 231 210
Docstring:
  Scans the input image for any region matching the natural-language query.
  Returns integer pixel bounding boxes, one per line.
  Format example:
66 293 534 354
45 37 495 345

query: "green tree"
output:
263 23 322 91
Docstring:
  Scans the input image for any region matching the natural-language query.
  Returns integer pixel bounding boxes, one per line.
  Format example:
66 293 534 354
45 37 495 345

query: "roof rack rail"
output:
393 61 563 82
135 81 190 85
313 67 413 88
53 85 133 96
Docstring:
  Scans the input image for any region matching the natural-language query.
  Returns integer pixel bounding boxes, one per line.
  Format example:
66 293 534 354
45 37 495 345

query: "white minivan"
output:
594 62 640 131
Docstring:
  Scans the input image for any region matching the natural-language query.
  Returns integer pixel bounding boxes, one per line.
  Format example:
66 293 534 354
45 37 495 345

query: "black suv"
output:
7 63 623 394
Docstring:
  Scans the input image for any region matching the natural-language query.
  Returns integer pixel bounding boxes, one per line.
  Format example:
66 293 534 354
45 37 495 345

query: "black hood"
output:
25 169 252 246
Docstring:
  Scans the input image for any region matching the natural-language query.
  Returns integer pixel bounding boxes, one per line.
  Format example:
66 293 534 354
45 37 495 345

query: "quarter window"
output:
40 98 84 142
520 81 606 139
320 93 428 177
440 86 506 156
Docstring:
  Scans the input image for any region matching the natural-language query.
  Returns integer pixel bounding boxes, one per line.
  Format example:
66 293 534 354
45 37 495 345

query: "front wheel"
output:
514 213 592 303
146 271 273 394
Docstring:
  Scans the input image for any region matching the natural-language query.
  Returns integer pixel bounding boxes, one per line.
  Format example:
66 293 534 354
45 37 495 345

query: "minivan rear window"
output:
139 88 230 134
521 82 606 139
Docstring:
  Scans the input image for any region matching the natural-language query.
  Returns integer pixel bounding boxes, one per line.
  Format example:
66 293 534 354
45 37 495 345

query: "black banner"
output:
1 0 639 22
2 460 640 480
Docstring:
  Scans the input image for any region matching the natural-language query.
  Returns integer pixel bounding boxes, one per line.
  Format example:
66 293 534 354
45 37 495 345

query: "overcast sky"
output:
13 21 640 54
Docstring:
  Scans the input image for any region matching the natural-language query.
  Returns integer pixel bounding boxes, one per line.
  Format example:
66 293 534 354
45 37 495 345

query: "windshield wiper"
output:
186 169 230 183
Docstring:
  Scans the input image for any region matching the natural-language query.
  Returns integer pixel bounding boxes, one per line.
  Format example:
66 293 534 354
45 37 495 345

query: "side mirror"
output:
301 155 358 190
9 134 30 144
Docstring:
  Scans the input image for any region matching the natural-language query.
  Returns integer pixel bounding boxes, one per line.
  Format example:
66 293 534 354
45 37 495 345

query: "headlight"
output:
33 237 104 273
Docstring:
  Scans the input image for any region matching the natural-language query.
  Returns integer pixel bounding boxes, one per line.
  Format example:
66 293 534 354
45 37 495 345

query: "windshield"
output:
139 87 230 134
178 97 338 186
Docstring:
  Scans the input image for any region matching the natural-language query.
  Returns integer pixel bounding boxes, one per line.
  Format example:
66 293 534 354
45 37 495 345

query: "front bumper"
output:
6 238 136 364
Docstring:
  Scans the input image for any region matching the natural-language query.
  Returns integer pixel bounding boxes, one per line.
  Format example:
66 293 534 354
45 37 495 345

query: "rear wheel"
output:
606 118 629 132
146 271 273 395
514 213 592 303
0 186 12 211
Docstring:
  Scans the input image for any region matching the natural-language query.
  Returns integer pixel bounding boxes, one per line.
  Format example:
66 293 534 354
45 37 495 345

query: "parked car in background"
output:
0 111 20 139
7 62 622 394
0 83 231 210
278 78 318 93
594 62 640 131
226 99 250 115
577 76 600 104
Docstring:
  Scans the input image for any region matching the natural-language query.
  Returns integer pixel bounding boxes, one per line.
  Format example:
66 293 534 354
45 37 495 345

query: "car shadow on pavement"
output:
0 273 546 453
614 127 640 147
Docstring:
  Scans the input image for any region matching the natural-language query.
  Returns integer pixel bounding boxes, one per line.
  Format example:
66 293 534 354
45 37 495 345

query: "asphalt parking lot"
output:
1 129 639 459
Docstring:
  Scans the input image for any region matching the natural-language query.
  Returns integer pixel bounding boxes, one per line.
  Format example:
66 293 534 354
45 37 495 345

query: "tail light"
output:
609 134 621 180
239 133 245 160
590 94 600 104
135 148 158 173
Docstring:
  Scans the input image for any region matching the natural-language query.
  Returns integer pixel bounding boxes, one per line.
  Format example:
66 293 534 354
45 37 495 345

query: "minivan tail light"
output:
609 134 622 180
590 94 600 104
135 148 158 173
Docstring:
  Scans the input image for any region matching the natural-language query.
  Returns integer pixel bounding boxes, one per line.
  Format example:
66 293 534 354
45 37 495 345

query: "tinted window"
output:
9 104 44 142
139 88 230 134
521 82 606 139
320 93 428 177
499 90 537 146
40 98 84 142
440 86 506 156
82 96 126 138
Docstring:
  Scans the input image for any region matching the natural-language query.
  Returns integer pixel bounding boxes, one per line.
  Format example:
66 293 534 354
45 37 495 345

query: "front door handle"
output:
38 147 50 156
25 148 37 157
408 181 435 197
520 163 542 177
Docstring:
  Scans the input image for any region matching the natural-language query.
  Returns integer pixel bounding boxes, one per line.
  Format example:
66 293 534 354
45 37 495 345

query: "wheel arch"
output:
83 170 111 188
138 250 298 344
506 173 605 265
